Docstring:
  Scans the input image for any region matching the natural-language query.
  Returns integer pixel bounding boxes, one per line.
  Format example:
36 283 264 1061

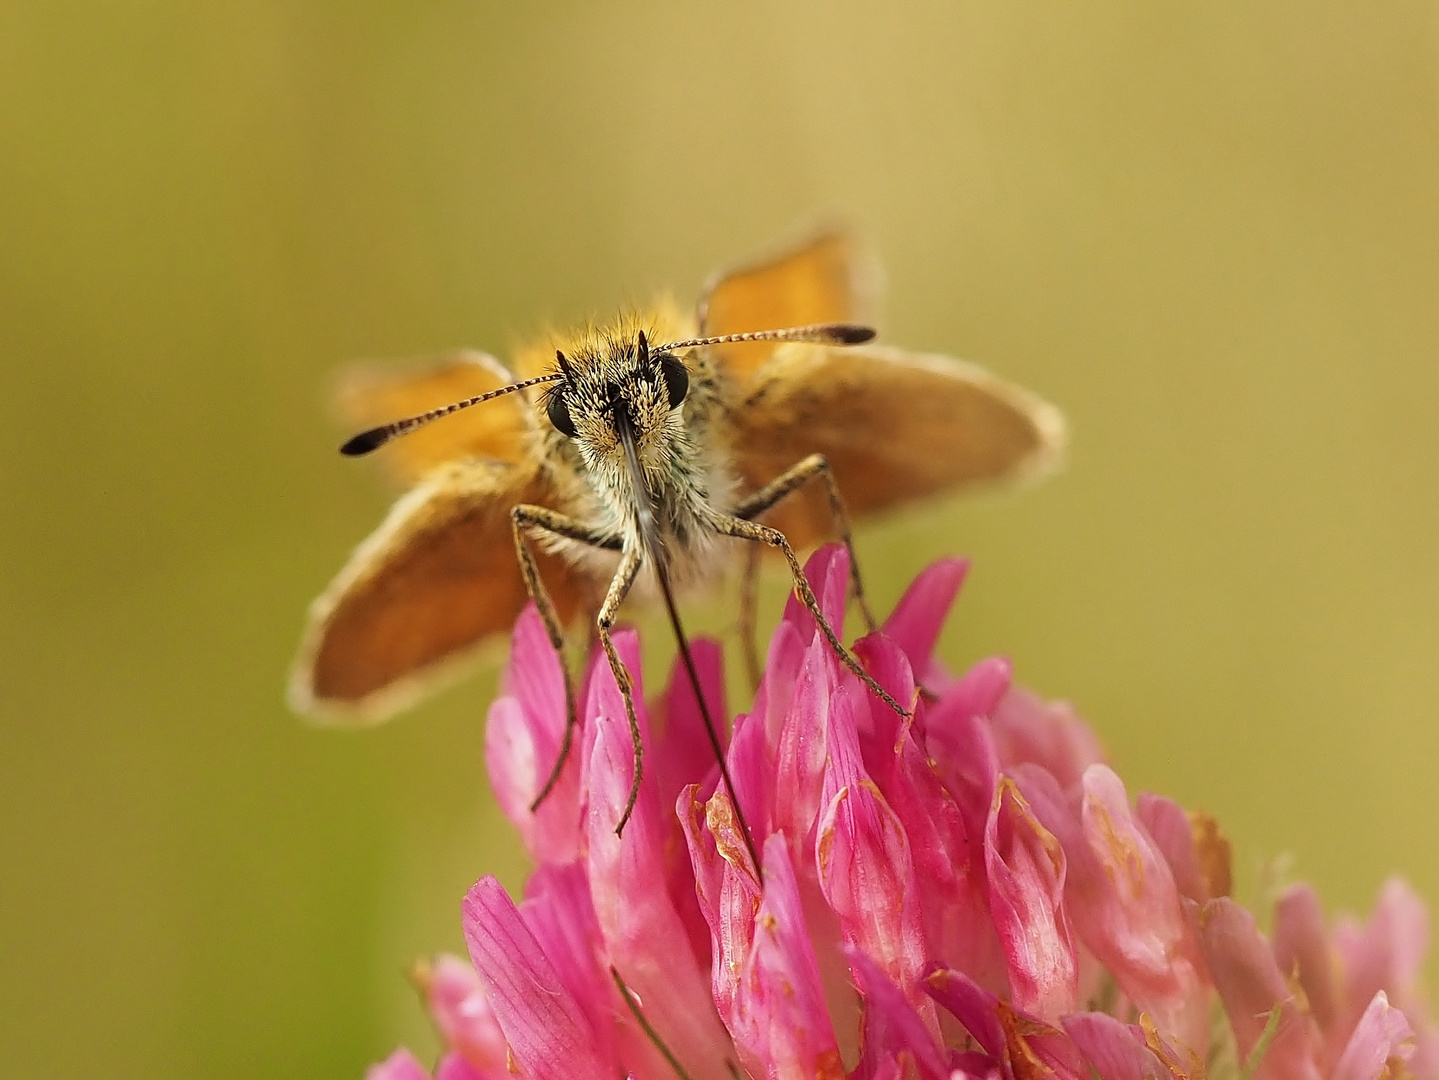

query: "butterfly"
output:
289 229 1065 838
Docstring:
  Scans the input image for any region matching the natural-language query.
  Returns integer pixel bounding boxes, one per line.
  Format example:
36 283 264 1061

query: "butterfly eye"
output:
659 353 689 410
547 390 578 437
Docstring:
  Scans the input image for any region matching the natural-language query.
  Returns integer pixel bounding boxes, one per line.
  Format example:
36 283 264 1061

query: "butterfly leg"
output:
711 511 908 721
593 547 646 835
730 453 879 633
737 542 763 690
511 504 621 813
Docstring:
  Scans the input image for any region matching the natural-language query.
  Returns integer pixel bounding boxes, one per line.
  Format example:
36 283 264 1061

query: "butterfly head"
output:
541 328 689 472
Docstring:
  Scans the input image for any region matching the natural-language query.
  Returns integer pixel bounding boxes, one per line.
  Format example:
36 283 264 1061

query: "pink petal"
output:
579 623 650 775
856 631 1006 989
521 846 688 1079
729 836 844 1080
1334 877 1439 1077
985 776 1078 1021
867 1057 906 1080
1339 880 1430 991
990 685 1104 793
1135 794 1211 904
923 966 1007 1060
781 544 850 642
418 954 507 1072
725 708 775 845
653 636 727 815
749 615 808 748
1062 1013 1165 1080
1273 885 1340 1035
936 656 1013 733
461 877 611 1080
583 631 734 1080
879 556 969 692
881 713 1006 990
434 1055 494 1080
484 605 581 864
677 784 726 936
516 863 614 1062
1331 992 1415 1080
924 965 1086 1080
950 1053 1005 1080
1001 1013 1088 1080
773 636 842 848
848 946 948 1080
815 673 937 1035
367 1049 432 1080
851 631 919 766
503 604 570 729
1063 766 1210 1055
750 544 853 751
1195 897 1322 1080
678 783 763 1027
924 658 1008 838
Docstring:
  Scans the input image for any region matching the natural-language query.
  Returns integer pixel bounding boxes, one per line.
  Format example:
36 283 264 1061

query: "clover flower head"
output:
372 547 1436 1080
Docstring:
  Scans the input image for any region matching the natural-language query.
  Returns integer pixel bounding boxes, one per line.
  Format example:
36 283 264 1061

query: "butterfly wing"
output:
697 228 875 381
289 460 587 724
335 350 532 483
729 343 1066 550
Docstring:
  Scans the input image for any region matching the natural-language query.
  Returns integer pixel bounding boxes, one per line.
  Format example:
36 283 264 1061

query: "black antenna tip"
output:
340 427 389 456
833 324 876 344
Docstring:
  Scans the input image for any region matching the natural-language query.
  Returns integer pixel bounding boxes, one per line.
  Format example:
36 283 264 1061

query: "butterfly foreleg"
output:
730 453 879 633
710 510 908 721
592 547 646 835
510 503 620 813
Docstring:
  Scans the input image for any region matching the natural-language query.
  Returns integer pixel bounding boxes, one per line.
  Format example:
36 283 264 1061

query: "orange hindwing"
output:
289 460 585 723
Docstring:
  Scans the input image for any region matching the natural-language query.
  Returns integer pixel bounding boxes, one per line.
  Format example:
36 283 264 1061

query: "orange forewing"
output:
335 350 531 483
728 344 1065 550
289 460 586 723
697 228 873 380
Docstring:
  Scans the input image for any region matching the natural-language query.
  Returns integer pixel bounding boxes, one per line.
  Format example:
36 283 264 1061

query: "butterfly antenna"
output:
654 322 875 352
339 373 562 455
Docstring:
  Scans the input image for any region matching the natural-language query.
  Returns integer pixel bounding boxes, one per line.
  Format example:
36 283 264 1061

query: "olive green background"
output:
4 3 1438 1077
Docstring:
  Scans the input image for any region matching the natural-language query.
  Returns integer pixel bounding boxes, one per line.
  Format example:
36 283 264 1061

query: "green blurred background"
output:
4 3 1439 1076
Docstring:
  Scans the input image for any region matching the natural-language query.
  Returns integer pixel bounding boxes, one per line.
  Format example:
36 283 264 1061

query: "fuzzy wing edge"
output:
288 462 583 726
729 344 1067 547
